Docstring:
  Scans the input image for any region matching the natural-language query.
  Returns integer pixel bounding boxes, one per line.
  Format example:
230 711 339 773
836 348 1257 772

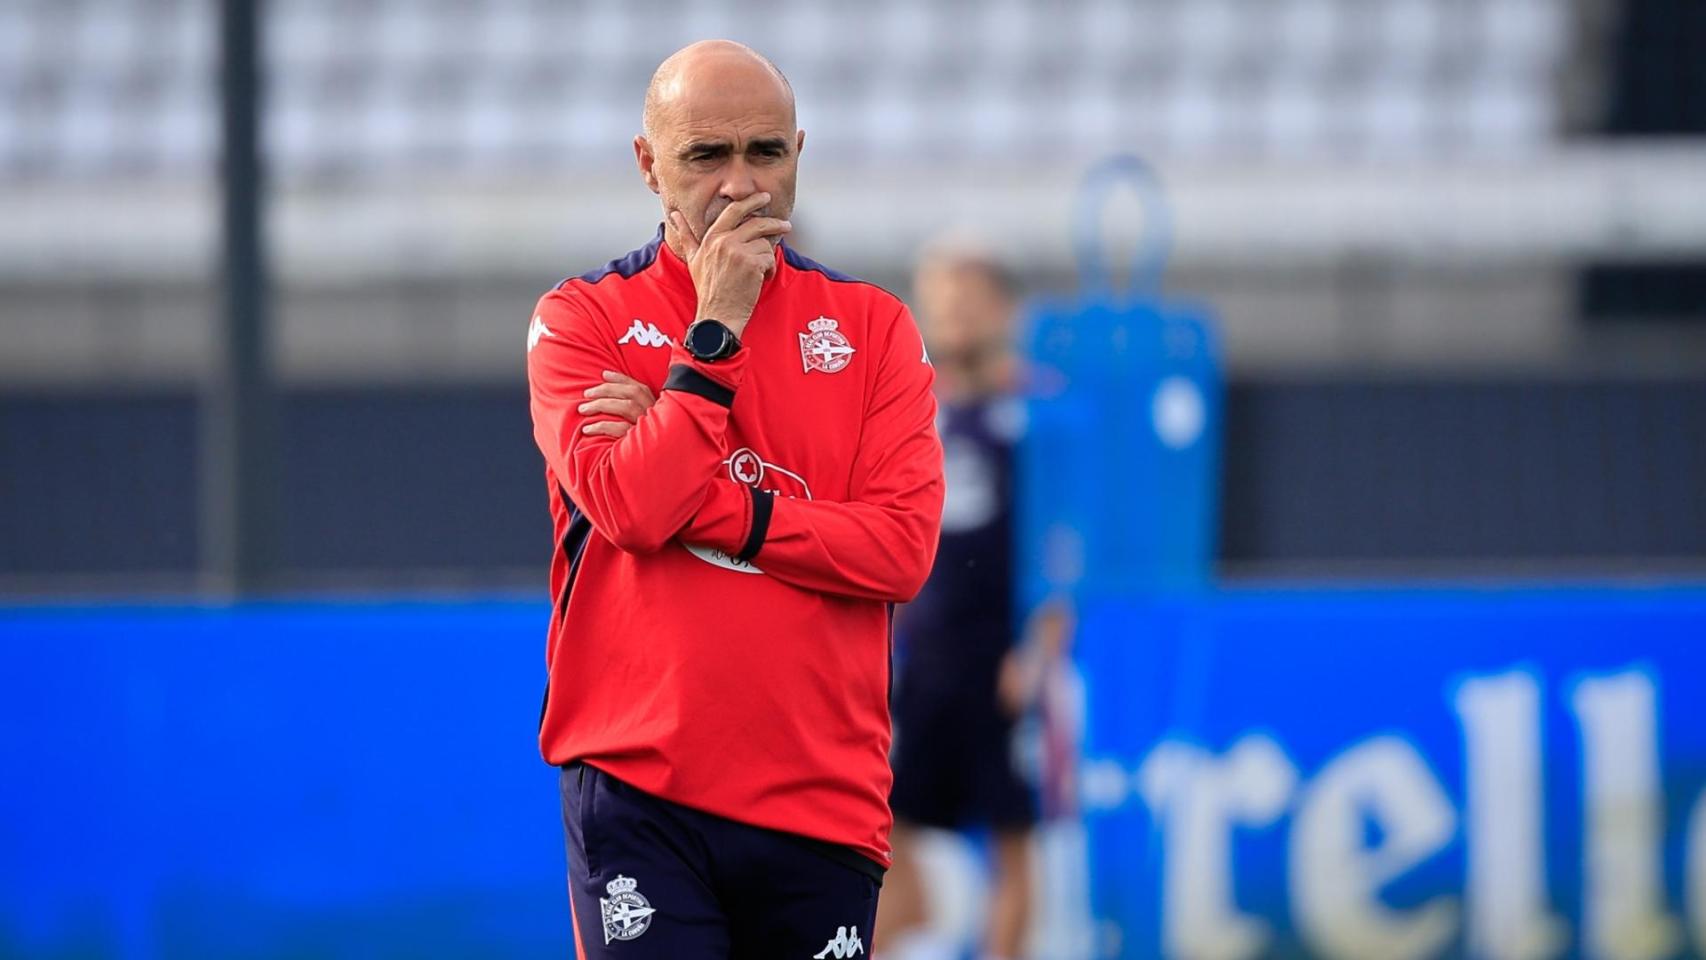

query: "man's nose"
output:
718 157 758 202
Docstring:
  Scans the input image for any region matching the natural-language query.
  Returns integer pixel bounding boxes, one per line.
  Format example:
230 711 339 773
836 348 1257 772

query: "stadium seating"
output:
0 0 1573 182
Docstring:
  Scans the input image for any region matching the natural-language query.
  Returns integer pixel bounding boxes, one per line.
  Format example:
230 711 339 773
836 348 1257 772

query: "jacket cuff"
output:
736 487 773 563
665 344 750 405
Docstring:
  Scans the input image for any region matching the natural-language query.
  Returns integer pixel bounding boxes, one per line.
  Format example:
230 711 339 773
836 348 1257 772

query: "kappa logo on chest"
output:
618 319 674 349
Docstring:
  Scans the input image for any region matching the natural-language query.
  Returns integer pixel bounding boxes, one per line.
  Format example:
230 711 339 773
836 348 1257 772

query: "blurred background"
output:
2 0 1702 592
1 0 1703 958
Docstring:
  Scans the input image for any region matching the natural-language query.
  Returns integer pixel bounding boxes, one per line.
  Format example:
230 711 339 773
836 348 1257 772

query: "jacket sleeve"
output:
678 302 945 602
527 287 753 554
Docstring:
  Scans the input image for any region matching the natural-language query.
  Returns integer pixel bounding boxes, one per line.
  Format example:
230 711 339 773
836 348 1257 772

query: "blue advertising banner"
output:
1066 587 1706 960
7 592 1705 959
0 600 567 960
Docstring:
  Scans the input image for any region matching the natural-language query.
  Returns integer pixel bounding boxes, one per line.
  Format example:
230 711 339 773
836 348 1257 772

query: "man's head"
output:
636 41 803 254
913 239 1020 398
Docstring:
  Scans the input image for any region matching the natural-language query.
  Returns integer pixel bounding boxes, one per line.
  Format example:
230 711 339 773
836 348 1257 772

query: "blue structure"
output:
1020 155 1220 603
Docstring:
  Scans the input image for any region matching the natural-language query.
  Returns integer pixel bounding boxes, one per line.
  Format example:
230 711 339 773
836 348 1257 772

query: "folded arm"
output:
679 302 945 602
527 289 752 553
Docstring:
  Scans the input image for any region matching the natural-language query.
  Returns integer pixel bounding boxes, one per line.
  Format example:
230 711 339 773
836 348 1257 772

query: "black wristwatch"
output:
683 319 742 362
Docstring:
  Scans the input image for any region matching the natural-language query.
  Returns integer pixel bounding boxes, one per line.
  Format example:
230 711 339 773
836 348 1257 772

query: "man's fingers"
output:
728 216 791 243
706 192 772 238
591 372 656 400
580 420 634 438
585 382 656 408
582 373 649 433
578 397 647 422
580 373 655 428
736 236 779 277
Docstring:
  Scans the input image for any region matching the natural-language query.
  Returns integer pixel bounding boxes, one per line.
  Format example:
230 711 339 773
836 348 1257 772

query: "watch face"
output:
689 321 728 358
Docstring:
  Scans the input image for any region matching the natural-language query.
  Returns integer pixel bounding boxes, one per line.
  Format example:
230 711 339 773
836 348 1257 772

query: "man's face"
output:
637 71 803 244
915 260 1016 364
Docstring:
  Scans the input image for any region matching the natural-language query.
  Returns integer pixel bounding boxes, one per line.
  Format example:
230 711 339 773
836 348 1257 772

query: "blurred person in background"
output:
526 39 943 959
876 240 1061 960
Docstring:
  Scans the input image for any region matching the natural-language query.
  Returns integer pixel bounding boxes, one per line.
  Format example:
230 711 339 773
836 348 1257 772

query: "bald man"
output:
526 41 944 958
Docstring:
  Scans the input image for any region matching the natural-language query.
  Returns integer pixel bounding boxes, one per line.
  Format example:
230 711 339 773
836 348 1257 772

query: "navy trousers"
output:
560 762 882 958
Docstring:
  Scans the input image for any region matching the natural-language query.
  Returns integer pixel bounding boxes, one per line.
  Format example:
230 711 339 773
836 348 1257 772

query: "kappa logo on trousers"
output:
812 925 865 958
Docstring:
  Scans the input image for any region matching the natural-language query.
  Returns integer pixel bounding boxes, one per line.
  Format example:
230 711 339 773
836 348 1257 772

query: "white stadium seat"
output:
0 0 1573 180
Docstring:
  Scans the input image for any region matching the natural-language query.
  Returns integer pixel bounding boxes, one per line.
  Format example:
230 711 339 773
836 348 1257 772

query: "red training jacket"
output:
526 227 945 867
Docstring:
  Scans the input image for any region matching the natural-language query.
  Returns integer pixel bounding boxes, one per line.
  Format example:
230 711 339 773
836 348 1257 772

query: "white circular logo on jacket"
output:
684 448 813 574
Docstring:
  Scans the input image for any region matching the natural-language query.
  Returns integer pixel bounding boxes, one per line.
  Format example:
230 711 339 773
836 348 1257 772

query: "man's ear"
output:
795 129 805 157
635 135 661 195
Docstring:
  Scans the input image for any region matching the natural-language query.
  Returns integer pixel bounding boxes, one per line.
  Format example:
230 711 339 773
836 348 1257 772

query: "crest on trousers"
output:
599 874 656 944
799 316 856 374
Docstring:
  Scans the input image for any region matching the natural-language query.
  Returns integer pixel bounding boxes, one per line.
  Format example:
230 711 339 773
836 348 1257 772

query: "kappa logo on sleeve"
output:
527 315 554 353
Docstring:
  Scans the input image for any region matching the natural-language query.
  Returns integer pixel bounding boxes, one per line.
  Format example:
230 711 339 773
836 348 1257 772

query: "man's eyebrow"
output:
747 137 791 153
678 140 732 158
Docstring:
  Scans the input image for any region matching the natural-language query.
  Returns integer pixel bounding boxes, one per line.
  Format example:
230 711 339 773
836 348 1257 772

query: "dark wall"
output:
1219 378 1706 572
0 391 200 578
1580 0 1706 323
1601 0 1706 136
3 379 1704 592
277 388 546 577
0 387 549 590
